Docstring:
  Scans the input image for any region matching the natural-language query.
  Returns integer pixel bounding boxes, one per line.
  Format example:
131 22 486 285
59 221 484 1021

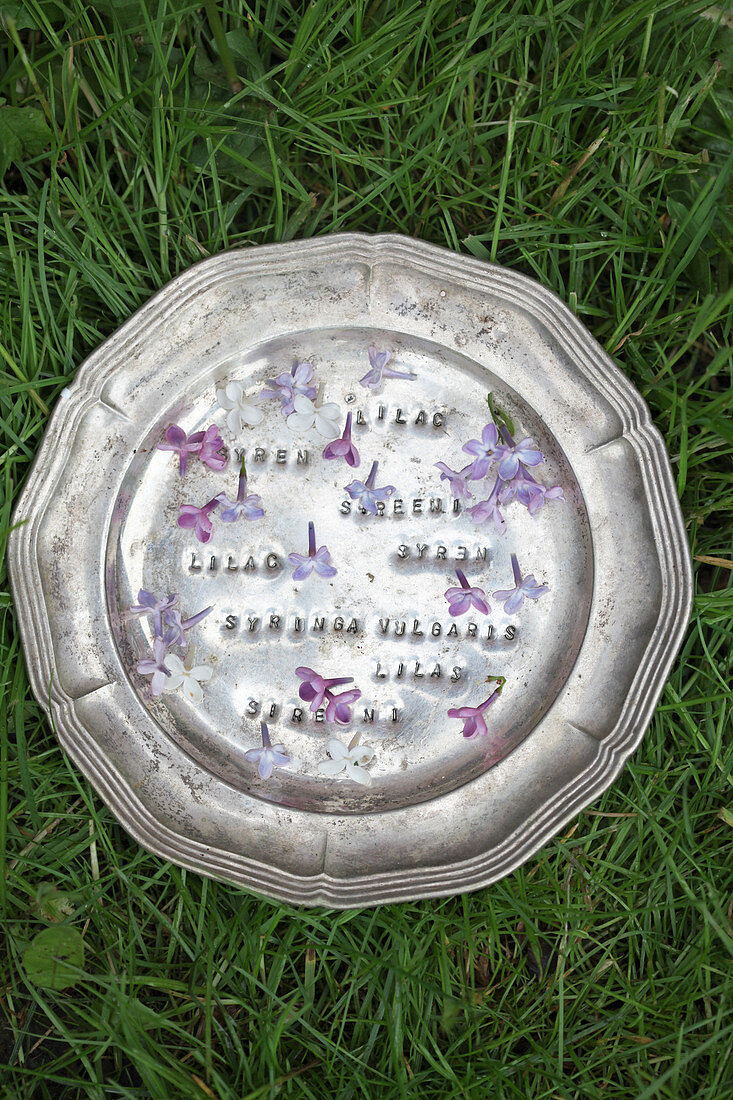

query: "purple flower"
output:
219 456 265 523
497 436 544 481
498 471 564 516
525 482 563 512
295 666 355 712
193 425 227 471
295 666 361 724
261 360 317 416
462 422 507 480
325 687 362 725
345 460 396 515
444 569 491 617
245 722 290 780
448 681 504 739
466 477 506 535
136 636 171 697
359 347 417 390
129 590 178 637
434 462 475 501
493 553 549 614
157 425 203 477
177 496 222 544
288 521 337 580
323 411 360 468
161 605 213 647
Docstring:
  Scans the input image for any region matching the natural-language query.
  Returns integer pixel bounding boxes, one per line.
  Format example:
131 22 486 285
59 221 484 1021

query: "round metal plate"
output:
10 234 691 907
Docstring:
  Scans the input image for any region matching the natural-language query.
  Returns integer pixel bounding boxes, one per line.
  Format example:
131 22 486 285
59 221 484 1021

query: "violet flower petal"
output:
197 425 228 471
323 412 360 467
434 462 475 500
444 590 472 616
296 667 354 712
288 554 314 581
448 687 502 738
462 422 506 480
262 361 317 415
245 722 290 779
157 424 203 476
325 688 362 725
358 347 416 390
312 552 338 578
177 497 221 544
289 522 336 580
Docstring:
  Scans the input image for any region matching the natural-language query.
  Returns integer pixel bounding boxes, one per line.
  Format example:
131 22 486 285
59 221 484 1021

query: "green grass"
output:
1 0 732 1096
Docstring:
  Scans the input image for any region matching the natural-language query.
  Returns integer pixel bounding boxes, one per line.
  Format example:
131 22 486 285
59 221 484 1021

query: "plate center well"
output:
107 327 593 813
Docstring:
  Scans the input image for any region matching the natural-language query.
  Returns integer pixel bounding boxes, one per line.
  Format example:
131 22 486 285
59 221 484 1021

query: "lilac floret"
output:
177 495 222 544
323 411 360 467
496 436 544 481
129 590 178 637
448 681 504 739
162 605 213 647
194 425 227 471
261 360 317 416
324 688 362 725
444 569 491 617
295 666 361 724
295 667 354 712
157 423 226 475
136 636 171 697
245 723 290 779
465 477 506 535
499 470 564 515
462 422 507 480
157 425 203 476
493 553 549 614
359 347 416 390
288 521 337 581
345 460 396 515
219 456 265 523
434 462 475 501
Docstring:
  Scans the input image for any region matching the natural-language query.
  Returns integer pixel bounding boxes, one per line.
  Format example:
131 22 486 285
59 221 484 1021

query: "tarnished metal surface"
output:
9 235 691 907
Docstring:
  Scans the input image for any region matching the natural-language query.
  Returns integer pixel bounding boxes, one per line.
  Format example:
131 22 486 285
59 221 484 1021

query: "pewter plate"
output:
9 234 691 907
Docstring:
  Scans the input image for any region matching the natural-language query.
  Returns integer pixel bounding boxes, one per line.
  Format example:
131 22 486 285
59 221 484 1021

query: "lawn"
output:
1 1 732 1097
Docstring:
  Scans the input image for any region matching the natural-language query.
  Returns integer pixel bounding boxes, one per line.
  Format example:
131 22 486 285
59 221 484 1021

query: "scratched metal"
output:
9 235 691 907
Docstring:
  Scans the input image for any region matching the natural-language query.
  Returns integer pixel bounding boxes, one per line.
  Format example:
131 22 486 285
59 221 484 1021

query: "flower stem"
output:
365 461 378 489
455 568 469 589
487 473 502 501
237 455 249 502
510 553 522 587
260 722 271 748
487 392 515 437
181 606 213 632
343 411 352 439
308 521 316 557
